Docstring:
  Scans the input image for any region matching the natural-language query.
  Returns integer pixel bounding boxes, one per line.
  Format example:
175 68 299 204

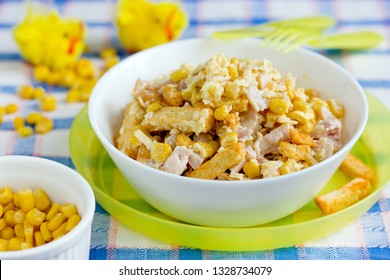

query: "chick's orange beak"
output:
67 23 84 54
165 10 176 41
68 37 79 54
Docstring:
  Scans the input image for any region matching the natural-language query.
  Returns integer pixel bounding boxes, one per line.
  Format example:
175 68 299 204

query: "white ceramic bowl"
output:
89 38 368 228
0 156 95 259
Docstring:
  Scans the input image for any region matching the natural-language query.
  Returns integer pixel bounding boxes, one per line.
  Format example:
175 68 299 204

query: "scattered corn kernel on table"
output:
1 0 390 259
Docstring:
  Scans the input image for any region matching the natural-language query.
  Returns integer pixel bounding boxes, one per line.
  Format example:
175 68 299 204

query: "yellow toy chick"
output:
13 7 85 70
116 0 188 52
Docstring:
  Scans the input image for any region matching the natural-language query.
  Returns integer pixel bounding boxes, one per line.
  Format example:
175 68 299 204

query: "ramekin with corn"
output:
0 155 95 259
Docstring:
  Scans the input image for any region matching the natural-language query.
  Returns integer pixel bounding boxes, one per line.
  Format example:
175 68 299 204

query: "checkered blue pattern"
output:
1 0 390 259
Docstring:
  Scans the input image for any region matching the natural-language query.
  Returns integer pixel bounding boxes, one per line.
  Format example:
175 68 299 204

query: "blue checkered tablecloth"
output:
1 0 390 260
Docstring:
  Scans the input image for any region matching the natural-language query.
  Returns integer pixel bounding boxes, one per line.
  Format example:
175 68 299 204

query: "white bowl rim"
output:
0 155 95 259
89 37 368 187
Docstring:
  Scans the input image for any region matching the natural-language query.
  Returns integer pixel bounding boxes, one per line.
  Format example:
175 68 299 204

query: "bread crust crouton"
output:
142 106 215 135
188 142 246 179
279 142 311 162
339 154 376 183
315 177 372 214
116 100 146 158
290 129 316 147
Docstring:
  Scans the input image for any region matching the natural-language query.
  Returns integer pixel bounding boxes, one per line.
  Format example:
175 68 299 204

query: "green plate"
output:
69 93 390 251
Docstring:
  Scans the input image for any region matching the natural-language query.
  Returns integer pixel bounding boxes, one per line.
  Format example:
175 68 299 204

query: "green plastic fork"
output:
261 27 384 53
212 16 335 39
213 16 384 52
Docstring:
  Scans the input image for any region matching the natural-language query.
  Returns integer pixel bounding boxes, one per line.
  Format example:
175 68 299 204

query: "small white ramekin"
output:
0 155 95 259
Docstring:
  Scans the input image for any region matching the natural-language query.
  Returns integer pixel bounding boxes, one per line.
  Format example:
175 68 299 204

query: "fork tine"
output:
275 30 303 51
260 27 288 47
267 28 294 48
282 35 318 53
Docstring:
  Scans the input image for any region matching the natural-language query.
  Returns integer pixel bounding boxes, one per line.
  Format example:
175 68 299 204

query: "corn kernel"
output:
227 65 239 82
0 204 3 218
0 238 7 251
104 55 120 70
1 226 15 240
47 213 66 231
17 126 33 138
310 97 328 114
33 87 46 99
45 203 60 221
14 223 25 238
4 210 16 227
39 95 56 111
13 193 20 207
33 65 50 82
78 89 92 102
228 58 239 81
60 204 77 218
280 163 292 175
33 189 51 211
25 112 43 125
292 100 309 112
53 234 64 241
175 134 193 148
327 99 345 118
3 202 14 213
8 237 23 251
21 242 32 250
0 218 6 231
243 160 261 179
5 103 18 114
100 48 117 59
150 142 172 163
24 224 34 245
147 102 162 113
35 117 54 134
40 222 52 241
0 186 13 204
26 208 46 226
13 116 25 130
290 110 308 124
269 98 290 115
19 188 35 212
14 209 26 224
162 85 184 106
76 59 95 79
220 132 238 148
170 68 189 83
66 214 81 232
18 85 35 99
298 120 315 134
281 159 303 175
52 222 67 238
34 231 45 247
0 114 3 125
60 69 77 88
66 88 81 103
46 70 61 85
193 142 215 158
214 105 230 121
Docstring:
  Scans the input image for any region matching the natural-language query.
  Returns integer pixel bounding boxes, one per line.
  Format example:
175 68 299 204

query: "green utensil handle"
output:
308 31 384 49
212 16 335 39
